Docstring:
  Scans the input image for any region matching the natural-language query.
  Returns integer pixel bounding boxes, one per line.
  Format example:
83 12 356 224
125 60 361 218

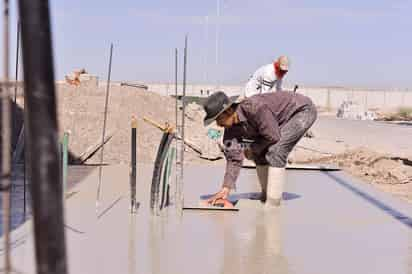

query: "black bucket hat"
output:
203 91 236 126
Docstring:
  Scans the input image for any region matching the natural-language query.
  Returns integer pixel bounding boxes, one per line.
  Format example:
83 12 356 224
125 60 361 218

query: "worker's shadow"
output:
200 192 301 205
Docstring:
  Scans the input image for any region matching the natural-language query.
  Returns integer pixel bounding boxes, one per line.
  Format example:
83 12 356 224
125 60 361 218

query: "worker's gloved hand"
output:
205 187 231 206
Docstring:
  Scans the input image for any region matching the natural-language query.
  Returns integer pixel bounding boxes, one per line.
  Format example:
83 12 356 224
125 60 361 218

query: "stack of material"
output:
65 68 98 88
336 100 377 120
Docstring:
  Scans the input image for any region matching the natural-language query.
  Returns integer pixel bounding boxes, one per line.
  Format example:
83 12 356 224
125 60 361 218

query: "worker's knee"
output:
265 145 288 168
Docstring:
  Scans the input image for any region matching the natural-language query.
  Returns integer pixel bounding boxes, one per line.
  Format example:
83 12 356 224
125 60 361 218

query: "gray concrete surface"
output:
1 164 411 274
305 116 412 158
0 165 96 236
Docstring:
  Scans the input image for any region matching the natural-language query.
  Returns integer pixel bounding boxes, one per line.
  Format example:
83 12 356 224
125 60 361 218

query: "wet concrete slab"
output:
1 164 411 274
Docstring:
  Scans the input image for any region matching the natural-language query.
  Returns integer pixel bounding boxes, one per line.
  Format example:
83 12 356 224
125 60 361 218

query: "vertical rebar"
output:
2 0 12 272
18 0 68 272
96 43 113 211
175 48 178 135
130 116 137 213
23 109 27 217
181 35 188 208
62 132 69 200
13 20 20 149
174 47 181 211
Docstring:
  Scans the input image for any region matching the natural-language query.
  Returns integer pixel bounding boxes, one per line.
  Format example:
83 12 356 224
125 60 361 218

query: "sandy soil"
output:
56 84 219 165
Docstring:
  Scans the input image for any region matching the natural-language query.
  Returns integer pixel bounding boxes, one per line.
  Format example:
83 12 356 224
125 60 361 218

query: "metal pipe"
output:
23 105 27 217
175 48 178 136
13 19 20 142
2 0 12 272
62 132 69 200
174 48 181 211
130 116 137 213
13 20 20 149
181 35 188 207
18 0 68 273
96 43 113 211
174 47 178 192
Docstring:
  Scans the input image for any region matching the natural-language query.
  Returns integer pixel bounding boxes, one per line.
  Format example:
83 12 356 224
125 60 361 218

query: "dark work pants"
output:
264 104 317 168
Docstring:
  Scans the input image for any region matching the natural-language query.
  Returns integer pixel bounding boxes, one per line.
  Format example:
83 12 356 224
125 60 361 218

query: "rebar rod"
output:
174 48 179 205
180 35 188 208
130 116 137 213
13 19 20 148
175 48 178 137
96 43 113 211
62 132 69 200
18 0 68 272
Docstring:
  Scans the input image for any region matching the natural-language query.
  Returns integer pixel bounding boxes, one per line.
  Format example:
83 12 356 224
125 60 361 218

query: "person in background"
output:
244 56 289 98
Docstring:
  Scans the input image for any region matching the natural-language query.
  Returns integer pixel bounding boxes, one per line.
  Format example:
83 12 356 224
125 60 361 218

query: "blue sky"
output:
2 0 412 88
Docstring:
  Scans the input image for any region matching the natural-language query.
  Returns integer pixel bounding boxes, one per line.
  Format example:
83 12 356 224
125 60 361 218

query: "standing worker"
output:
202 90 316 208
244 56 289 98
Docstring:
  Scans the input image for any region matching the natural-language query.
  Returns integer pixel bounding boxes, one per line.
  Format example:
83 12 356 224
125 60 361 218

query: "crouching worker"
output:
203 90 317 208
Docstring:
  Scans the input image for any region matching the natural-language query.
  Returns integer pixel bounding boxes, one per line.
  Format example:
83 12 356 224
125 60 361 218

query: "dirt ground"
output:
48 83 412 203
55 83 220 165
296 148 412 203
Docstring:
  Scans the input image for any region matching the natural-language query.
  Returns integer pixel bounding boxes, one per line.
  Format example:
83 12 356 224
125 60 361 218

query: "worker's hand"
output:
244 148 254 160
206 187 231 206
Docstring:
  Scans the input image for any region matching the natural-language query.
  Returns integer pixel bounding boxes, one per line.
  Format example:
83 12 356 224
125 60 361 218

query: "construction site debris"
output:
375 107 412 122
308 148 412 184
65 68 98 87
302 148 412 202
120 82 148 90
304 130 315 138
76 132 114 164
336 100 377 120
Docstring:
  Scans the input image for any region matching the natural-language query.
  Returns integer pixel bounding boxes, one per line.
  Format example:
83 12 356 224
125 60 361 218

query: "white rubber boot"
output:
256 165 268 201
266 167 286 207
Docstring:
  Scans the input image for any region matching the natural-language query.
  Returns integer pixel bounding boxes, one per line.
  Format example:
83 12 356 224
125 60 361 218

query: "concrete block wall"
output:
147 83 412 111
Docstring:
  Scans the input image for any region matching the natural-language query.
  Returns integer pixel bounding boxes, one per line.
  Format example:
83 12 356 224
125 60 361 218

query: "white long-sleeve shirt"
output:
244 63 283 98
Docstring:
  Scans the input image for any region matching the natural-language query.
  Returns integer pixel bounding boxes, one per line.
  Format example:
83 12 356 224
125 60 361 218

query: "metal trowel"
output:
183 198 239 211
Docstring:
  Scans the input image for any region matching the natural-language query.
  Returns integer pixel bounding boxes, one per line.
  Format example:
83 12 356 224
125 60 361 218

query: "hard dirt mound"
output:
302 148 412 202
57 84 221 164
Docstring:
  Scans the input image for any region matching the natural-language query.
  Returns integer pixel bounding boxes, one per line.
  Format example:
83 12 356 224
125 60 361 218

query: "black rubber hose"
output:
150 132 174 213
159 156 169 210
